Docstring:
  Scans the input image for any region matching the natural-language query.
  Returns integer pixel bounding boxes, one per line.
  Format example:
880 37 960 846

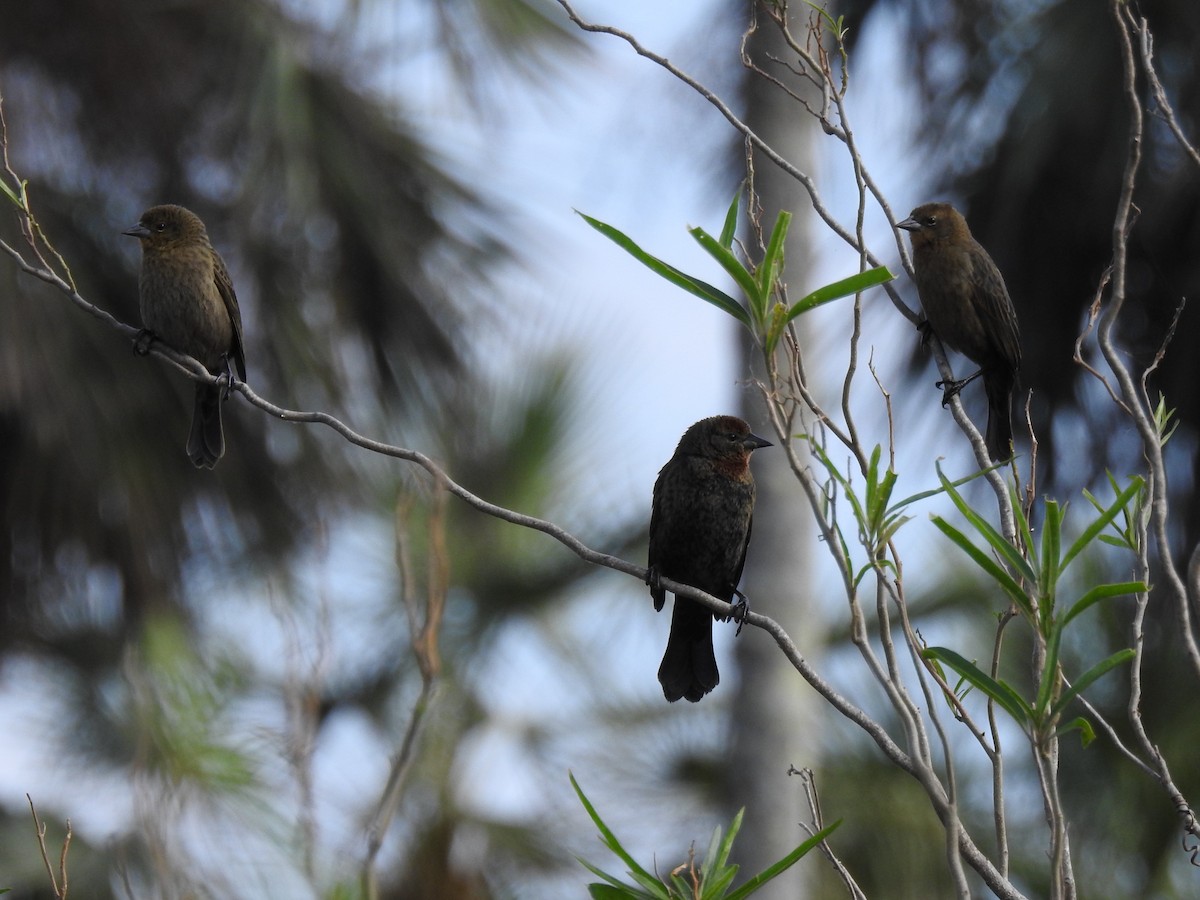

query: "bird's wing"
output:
730 515 752 597
647 464 670 610
973 255 1022 370
213 250 247 381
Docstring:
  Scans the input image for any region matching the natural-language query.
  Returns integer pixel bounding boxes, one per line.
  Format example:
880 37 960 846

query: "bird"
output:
898 202 1021 461
124 204 246 469
647 415 771 702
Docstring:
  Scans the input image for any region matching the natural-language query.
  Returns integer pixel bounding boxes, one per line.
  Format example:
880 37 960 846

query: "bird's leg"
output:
219 352 238 400
730 588 750 636
132 328 158 356
917 317 934 350
646 565 666 611
936 368 983 407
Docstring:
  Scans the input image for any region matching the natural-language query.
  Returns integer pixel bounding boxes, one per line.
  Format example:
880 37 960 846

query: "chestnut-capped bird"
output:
124 205 246 469
898 202 1021 461
647 415 771 702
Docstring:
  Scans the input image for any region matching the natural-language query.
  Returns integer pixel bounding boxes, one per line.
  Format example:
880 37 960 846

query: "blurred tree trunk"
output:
728 5 825 896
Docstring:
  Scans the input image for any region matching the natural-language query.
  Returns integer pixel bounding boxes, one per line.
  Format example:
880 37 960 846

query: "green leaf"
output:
781 266 894 325
724 821 840 900
1056 716 1098 747
931 517 1031 616
923 647 1030 727
578 857 637 893
1049 649 1136 720
1034 627 1064 718
1061 581 1143 629
578 212 751 327
0 177 21 206
756 209 792 311
689 226 763 321
707 807 743 875
587 883 651 900
719 184 742 249
806 441 869 535
1038 499 1063 607
571 772 661 888
936 464 1037 585
878 513 912 547
886 464 996 515
1060 477 1145 573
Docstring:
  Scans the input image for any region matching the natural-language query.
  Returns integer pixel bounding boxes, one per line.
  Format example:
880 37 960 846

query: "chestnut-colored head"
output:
676 415 772 462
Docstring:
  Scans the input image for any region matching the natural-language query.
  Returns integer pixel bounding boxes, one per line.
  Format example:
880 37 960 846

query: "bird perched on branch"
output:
124 204 246 469
647 415 771 702
899 202 1021 461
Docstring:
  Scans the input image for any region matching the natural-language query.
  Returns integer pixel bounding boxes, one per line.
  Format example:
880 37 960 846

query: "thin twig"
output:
362 481 449 899
792 766 867 900
28 794 71 899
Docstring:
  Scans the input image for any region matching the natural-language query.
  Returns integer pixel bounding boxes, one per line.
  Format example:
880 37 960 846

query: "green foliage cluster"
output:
571 773 838 900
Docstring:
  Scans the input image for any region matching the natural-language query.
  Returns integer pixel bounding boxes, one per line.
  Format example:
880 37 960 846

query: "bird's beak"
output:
744 432 772 451
896 216 920 233
122 223 151 239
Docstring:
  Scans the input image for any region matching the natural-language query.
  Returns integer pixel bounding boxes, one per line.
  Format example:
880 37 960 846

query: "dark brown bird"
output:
898 202 1021 461
124 205 246 469
647 415 771 702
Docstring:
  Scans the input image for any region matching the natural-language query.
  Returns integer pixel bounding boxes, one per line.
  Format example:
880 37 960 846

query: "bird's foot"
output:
936 368 983 407
132 328 157 356
730 589 750 637
219 353 239 400
935 377 966 407
646 565 665 611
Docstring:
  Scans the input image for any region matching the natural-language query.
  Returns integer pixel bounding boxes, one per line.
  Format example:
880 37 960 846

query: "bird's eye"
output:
155 222 166 231
924 216 937 226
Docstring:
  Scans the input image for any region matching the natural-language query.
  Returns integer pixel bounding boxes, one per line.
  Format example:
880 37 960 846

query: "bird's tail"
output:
984 369 1014 462
658 599 718 703
187 383 225 469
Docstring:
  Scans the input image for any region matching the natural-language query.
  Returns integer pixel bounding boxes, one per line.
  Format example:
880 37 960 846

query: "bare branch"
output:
28 795 71 899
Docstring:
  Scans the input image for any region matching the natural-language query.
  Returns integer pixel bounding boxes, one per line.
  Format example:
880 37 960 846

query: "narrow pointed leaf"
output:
1050 649 1136 720
923 647 1031 726
709 807 744 873
724 821 841 900
719 185 742 248
931 517 1031 615
887 463 999 514
1062 581 1143 628
1039 499 1063 599
864 445 884 527
577 858 634 891
936 464 1037 584
587 886 639 900
578 212 751 327
578 856 666 899
1060 477 1145 572
879 513 912 547
705 865 740 896
570 772 660 885
689 226 762 317
0 177 21 206
782 266 895 324
757 210 792 303
1034 626 1064 717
